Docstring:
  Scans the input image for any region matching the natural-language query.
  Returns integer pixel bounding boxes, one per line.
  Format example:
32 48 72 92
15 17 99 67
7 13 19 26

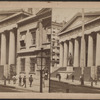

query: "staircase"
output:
51 67 66 77
51 66 91 81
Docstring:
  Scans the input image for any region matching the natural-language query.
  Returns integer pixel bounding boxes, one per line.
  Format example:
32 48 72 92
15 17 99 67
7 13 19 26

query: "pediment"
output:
36 8 51 16
61 12 100 33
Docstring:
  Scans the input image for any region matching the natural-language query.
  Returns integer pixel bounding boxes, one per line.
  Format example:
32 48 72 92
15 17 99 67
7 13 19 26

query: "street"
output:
0 85 34 92
50 80 100 93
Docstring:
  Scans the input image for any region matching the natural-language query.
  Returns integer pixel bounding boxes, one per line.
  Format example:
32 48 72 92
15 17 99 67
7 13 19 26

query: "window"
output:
53 30 56 33
20 31 26 48
21 58 25 72
30 29 36 45
52 42 55 46
30 58 36 72
57 40 59 45
47 34 51 42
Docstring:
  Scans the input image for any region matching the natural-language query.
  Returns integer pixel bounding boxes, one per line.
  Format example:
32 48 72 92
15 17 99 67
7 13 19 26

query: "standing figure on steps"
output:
68 53 73 66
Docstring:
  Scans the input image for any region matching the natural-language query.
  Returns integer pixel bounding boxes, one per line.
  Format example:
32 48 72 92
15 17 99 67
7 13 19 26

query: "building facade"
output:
51 21 63 70
59 12 100 81
0 9 31 79
17 8 51 85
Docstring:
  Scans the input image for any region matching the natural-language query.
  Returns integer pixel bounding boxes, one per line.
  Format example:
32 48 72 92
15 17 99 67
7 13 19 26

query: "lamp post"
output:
81 8 85 85
37 47 46 93
37 47 50 93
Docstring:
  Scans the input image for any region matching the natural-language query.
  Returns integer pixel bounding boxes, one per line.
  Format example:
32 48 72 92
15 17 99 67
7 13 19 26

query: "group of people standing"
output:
19 75 33 88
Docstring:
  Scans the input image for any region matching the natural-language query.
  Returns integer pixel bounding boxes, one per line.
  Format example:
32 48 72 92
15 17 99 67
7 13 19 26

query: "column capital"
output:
39 19 43 23
60 41 64 44
10 28 17 33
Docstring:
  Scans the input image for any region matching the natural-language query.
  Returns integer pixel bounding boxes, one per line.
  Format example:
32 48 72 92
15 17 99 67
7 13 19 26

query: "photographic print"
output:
0 1 100 99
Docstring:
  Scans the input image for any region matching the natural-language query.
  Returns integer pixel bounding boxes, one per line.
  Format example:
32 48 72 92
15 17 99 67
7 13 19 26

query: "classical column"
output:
80 36 86 67
63 41 68 67
8 29 15 65
88 34 93 67
96 33 100 66
69 40 73 56
60 42 64 67
1 32 6 65
74 38 79 67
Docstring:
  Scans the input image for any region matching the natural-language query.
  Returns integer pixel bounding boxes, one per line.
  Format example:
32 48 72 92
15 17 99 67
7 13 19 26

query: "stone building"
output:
17 8 51 84
51 21 63 70
58 11 100 81
0 9 32 79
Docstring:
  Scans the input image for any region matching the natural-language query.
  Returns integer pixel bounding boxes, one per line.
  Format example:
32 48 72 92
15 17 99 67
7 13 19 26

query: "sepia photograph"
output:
0 1 100 99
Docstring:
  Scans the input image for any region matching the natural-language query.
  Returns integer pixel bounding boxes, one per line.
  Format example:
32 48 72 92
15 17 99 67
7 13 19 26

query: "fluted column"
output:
88 34 93 67
1 32 6 65
80 36 86 67
74 38 79 67
63 41 68 67
69 40 73 56
60 42 64 67
8 30 15 65
96 33 100 66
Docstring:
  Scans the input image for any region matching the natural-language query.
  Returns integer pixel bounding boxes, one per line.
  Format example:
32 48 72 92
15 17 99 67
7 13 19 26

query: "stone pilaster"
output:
39 19 43 48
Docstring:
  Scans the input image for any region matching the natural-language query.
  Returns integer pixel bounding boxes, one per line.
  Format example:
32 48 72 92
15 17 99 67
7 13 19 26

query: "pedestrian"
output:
90 76 93 87
13 76 16 84
94 76 97 85
59 74 61 81
66 74 69 80
7 75 10 84
19 75 22 86
3 75 6 86
80 75 84 85
72 74 74 82
44 72 48 80
29 75 33 87
80 75 82 84
22 76 26 88
42 75 45 88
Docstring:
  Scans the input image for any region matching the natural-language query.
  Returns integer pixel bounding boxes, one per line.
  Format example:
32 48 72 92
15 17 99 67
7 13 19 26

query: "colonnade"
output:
0 28 16 76
60 32 100 68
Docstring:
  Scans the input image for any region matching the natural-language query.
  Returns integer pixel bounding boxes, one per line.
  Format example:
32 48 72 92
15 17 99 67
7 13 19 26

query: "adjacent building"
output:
17 8 51 84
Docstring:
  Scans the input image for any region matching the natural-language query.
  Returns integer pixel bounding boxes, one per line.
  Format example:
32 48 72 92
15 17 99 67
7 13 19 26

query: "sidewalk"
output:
0 79 49 93
51 77 100 89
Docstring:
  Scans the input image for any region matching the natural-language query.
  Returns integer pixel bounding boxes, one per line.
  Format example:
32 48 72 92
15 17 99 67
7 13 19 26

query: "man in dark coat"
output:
72 74 74 82
19 75 22 86
29 75 33 87
22 76 26 88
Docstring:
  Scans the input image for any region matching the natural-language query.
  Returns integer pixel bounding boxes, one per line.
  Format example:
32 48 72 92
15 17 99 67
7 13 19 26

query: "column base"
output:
66 66 74 72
